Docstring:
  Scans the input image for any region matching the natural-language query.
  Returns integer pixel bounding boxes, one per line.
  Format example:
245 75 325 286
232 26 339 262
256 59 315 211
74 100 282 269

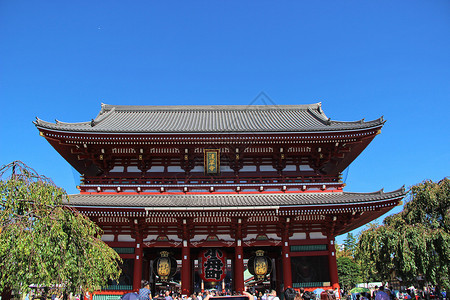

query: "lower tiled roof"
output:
67 188 405 208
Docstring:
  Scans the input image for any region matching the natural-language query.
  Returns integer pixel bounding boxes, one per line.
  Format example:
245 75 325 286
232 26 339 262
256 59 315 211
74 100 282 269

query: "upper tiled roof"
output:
67 188 405 208
35 103 384 133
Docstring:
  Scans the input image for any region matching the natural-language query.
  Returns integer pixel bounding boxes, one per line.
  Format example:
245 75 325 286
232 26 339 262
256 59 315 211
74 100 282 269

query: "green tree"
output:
357 178 450 289
337 256 362 292
336 237 362 291
0 161 121 298
343 233 357 256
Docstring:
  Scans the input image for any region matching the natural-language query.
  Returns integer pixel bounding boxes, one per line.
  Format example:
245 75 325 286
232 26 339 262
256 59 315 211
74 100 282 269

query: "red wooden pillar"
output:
234 218 245 293
133 235 143 291
281 219 292 289
328 238 340 289
234 238 245 293
181 239 191 296
181 219 192 296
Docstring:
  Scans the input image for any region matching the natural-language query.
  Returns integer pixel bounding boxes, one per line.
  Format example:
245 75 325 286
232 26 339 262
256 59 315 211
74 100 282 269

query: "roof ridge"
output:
100 103 322 112
92 106 115 127
306 106 330 125
34 117 91 127
330 116 385 126
343 187 406 196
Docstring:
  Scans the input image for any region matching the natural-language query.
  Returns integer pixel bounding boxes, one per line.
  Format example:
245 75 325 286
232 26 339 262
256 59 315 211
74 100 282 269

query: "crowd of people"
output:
136 281 283 300
135 282 446 300
341 285 447 300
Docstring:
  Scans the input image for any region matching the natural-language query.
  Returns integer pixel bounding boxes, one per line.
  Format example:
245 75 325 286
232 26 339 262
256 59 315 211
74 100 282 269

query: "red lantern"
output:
199 249 226 282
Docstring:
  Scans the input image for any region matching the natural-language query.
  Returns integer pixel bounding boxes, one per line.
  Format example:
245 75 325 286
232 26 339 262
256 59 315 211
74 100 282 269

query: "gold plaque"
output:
204 149 220 175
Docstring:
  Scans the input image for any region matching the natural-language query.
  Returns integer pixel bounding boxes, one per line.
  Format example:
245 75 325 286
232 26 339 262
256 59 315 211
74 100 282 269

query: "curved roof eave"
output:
65 187 406 209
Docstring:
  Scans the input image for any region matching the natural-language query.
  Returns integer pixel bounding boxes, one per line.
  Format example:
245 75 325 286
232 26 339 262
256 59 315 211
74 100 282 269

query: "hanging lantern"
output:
153 251 177 281
199 249 227 282
248 250 272 281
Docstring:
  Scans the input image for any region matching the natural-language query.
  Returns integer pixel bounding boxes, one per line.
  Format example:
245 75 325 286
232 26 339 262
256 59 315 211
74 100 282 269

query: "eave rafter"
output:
75 192 403 242
38 125 382 181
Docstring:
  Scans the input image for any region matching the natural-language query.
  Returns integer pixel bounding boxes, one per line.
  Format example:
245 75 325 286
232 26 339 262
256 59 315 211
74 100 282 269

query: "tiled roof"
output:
35 103 384 133
67 188 405 208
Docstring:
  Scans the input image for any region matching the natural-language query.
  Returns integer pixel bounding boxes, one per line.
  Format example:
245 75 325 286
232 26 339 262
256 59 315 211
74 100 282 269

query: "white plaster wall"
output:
310 232 326 239
244 234 258 240
284 165 297 171
143 235 158 242
148 166 164 172
266 234 281 240
220 165 233 172
216 234 233 241
167 166 184 172
117 235 135 242
102 234 115 242
260 165 277 171
290 232 307 240
299 165 314 171
127 166 140 172
190 235 208 242
191 166 204 172
167 235 182 241
241 166 257 172
110 166 124 172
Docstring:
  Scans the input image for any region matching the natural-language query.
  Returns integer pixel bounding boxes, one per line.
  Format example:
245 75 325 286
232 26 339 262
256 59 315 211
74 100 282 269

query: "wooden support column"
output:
181 219 191 296
281 218 292 289
328 238 340 289
181 239 191 295
234 218 245 293
133 234 143 291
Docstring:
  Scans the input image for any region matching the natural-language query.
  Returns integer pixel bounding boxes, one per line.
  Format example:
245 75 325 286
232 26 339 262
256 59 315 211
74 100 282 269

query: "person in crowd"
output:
294 291 302 300
327 290 336 300
268 290 280 300
372 287 379 300
284 288 296 300
139 281 152 300
361 293 369 300
375 287 389 300
243 291 256 300
165 291 173 300
299 289 305 300
334 289 340 300
261 291 268 300
423 287 430 300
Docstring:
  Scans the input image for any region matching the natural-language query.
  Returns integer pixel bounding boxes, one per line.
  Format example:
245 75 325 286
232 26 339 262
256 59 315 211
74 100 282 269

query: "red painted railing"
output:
81 174 340 186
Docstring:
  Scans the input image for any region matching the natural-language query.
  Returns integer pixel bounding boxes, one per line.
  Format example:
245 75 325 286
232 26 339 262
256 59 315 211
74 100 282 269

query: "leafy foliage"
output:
356 178 450 289
343 233 357 256
0 161 121 294
337 255 361 291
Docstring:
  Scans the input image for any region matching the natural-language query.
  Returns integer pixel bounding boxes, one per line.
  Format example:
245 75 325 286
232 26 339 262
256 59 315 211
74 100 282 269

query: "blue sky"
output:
1 1 449 243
